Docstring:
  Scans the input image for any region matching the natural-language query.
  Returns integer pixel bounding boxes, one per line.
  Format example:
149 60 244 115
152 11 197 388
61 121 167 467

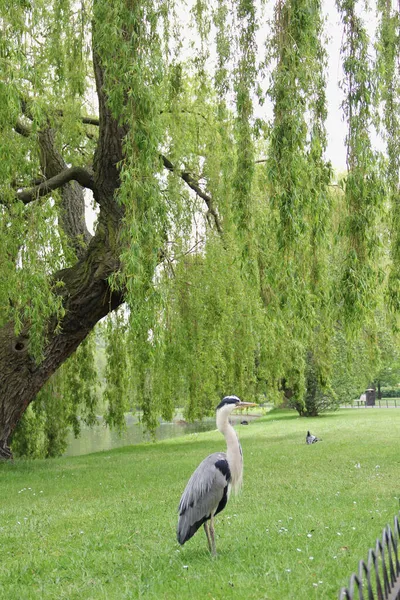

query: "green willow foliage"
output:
0 0 93 360
265 0 334 403
337 0 386 328
2 0 400 456
12 335 98 458
376 0 400 312
233 0 257 238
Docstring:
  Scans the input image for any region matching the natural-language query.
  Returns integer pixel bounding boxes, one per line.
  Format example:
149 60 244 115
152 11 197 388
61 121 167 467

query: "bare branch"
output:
81 116 100 126
161 154 223 234
16 166 95 205
54 109 100 127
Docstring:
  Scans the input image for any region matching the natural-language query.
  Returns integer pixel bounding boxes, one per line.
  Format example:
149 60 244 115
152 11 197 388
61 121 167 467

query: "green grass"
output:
1 409 399 599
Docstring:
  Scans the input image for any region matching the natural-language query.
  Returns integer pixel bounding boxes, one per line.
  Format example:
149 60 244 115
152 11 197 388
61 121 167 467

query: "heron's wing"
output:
177 452 230 545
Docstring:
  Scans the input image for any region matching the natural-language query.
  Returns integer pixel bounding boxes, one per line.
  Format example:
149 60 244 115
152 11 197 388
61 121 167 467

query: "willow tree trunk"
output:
0 43 126 459
0 223 124 459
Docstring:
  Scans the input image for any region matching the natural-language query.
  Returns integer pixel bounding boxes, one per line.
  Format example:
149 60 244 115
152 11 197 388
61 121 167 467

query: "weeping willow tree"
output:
1 0 399 459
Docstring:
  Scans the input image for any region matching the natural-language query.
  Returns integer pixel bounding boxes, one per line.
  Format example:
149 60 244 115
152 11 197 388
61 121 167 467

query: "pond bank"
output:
64 412 261 457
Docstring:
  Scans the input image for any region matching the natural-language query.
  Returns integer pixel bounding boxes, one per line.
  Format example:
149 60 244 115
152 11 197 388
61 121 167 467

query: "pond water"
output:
64 414 258 457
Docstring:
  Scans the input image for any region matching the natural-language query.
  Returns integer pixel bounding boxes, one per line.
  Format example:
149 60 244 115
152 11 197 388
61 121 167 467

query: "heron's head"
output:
216 396 257 417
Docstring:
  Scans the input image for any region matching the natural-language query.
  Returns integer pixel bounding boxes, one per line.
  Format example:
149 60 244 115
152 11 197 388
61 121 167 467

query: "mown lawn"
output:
1 409 399 599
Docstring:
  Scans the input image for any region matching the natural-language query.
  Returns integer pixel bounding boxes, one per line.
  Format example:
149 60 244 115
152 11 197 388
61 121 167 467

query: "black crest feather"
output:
216 395 240 410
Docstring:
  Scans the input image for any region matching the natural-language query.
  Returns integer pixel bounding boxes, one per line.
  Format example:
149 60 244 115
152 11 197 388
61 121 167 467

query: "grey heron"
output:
177 395 257 556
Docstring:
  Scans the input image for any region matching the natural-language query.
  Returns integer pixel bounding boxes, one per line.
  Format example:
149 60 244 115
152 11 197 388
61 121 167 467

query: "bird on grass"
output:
306 431 322 444
177 395 257 556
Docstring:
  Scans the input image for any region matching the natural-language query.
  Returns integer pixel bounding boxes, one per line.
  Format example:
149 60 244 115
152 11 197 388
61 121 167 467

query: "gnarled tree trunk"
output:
0 19 216 459
0 215 124 459
0 39 126 459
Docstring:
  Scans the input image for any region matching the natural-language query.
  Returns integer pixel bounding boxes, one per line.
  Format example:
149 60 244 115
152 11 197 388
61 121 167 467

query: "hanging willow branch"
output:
377 0 400 311
337 0 386 326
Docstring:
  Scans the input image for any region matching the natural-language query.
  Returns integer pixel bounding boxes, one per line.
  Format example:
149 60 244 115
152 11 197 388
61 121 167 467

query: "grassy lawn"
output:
1 409 399 600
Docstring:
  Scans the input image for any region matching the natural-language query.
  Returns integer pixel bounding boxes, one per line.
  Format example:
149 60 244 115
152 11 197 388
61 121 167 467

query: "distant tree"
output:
373 352 400 399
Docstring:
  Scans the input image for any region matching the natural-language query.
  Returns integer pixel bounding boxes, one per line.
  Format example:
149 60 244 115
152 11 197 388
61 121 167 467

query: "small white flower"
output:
352 527 356 530
353 501 357 504
318 581 323 584
313 583 318 587
17 521 21 525
309 556 314 560
354 463 361 468
307 533 312 538
285 568 291 573
80 530 84 534
375 465 380 469
333 555 337 559
297 548 302 552
337 532 342 536
183 565 188 569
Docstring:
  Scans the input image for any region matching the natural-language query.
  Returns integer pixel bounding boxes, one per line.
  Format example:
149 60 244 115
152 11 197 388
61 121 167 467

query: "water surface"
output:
64 414 257 457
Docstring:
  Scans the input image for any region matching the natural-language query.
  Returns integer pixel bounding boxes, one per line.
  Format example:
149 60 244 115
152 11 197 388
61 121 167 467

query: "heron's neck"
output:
216 412 243 494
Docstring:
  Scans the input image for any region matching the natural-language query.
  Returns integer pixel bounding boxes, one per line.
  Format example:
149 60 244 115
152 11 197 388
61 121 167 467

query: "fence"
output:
338 511 400 599
349 399 399 408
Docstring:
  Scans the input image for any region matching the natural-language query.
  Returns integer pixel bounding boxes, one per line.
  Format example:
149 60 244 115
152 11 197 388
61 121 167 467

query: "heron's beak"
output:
235 402 258 408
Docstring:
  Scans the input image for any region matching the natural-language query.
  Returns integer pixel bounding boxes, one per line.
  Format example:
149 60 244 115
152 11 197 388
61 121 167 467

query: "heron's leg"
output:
204 521 212 553
209 515 217 557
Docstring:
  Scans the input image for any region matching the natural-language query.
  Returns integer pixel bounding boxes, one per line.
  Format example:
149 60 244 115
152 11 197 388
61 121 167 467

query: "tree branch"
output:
14 119 32 138
161 155 223 234
54 110 100 127
81 116 100 126
17 166 95 205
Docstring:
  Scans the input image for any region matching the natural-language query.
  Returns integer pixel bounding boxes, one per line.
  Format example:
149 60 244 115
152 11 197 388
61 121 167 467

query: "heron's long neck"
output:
216 412 243 494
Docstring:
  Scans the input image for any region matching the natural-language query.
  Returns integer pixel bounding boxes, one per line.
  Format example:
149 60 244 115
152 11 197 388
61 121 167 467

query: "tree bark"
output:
0 221 124 459
0 26 126 459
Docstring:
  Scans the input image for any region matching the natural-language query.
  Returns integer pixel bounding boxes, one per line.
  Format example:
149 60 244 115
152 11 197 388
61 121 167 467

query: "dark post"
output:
365 388 376 406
